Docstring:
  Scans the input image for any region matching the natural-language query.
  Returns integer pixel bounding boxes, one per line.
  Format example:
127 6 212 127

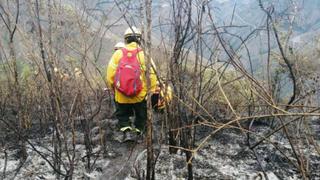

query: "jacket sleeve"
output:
106 51 120 89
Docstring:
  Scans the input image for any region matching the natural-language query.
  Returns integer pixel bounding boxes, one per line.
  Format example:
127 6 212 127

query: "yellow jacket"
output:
106 42 158 103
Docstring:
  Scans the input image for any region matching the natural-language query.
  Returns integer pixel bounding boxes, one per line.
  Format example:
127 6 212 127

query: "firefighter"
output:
106 26 158 142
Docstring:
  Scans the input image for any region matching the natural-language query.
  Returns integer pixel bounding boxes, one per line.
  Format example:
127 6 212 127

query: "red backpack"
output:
114 48 143 96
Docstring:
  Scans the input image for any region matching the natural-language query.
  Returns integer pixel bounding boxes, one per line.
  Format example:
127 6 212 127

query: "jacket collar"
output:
126 42 139 49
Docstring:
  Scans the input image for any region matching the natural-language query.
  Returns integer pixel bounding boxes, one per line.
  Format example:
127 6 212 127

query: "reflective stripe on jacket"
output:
106 42 158 103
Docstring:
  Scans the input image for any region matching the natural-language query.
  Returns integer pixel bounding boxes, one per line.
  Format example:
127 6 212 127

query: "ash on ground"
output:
1 119 319 180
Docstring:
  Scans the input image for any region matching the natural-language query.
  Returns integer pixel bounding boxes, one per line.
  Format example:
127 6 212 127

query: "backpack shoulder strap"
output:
128 48 141 56
121 48 128 57
118 48 128 65
133 48 143 69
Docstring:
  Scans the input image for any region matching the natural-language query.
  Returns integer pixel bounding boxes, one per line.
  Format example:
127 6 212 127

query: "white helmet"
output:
114 42 125 50
124 26 142 38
